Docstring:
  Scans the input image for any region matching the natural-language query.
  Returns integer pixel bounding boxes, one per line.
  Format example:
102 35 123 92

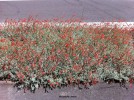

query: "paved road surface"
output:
0 82 134 100
0 0 134 22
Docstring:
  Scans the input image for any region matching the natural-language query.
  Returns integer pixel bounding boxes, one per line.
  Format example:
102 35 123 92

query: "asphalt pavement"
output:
0 0 134 22
0 82 134 100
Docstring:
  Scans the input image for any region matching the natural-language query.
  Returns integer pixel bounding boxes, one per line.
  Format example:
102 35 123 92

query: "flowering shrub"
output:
0 18 134 93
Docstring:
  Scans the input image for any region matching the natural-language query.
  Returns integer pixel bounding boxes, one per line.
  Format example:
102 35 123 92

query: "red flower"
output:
31 41 37 45
60 34 67 39
95 53 99 59
104 55 108 59
56 82 59 85
64 54 69 60
16 41 23 46
73 53 76 57
8 74 11 79
65 43 69 48
82 51 85 56
32 63 36 68
42 71 45 76
20 18 27 22
2 65 6 71
48 80 50 83
50 83 55 87
11 41 16 46
17 72 25 81
0 46 8 51
72 65 81 71
51 66 57 71
101 34 105 39
88 57 91 61
75 56 79 60
129 78 133 88
0 38 6 42
25 66 29 71
98 58 103 65
51 55 56 60
0 25 3 29
92 78 98 85
57 49 61 53
129 78 133 84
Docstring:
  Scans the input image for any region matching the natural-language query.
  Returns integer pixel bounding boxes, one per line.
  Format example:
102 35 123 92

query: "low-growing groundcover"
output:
0 18 134 93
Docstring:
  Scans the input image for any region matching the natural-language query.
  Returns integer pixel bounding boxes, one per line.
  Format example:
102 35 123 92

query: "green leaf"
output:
31 77 36 82
34 83 39 89
31 85 35 91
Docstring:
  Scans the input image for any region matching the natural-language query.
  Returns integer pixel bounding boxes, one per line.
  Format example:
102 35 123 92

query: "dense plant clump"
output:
0 17 134 93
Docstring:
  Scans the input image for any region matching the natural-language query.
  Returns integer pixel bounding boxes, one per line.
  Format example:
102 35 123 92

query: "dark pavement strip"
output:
0 82 134 100
0 0 134 22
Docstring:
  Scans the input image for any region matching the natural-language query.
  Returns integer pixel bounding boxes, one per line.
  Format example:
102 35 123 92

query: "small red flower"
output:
0 25 3 29
48 80 50 83
75 56 79 60
42 71 45 76
104 55 108 59
98 58 103 65
32 63 36 68
65 43 69 48
50 83 55 87
95 53 99 59
25 66 29 71
17 72 25 81
101 34 105 39
92 78 98 85
73 53 76 57
87 57 91 61
57 49 61 53
64 53 69 57
2 65 6 71
0 38 6 42
31 41 37 45
72 65 81 71
51 66 57 71
64 53 69 60
0 46 8 51
16 41 23 46
11 41 16 46
129 78 133 88
129 78 133 83
56 82 59 85
8 74 11 79
60 34 67 39
20 18 27 22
